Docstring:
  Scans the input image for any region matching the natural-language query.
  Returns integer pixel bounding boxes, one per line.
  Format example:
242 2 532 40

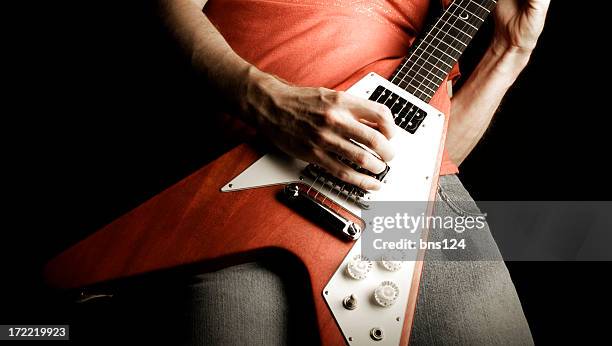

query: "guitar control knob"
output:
374 281 399 307
346 255 372 280
382 260 402 272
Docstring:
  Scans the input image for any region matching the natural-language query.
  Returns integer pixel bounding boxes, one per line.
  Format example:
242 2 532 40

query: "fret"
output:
404 67 443 85
410 56 448 77
452 1 487 22
446 12 478 30
405 78 437 95
442 19 474 38
430 35 462 54
421 37 461 60
394 60 446 80
456 0 497 19
410 46 454 68
443 4 481 28
393 64 449 94
473 0 498 12
410 89 432 102
470 0 490 12
425 38 462 60
421 44 457 66
396 71 438 92
438 9 477 39
400 69 442 90
390 0 498 103
401 74 432 91
431 23 471 47
409 45 457 67
404 87 433 103
429 25 468 47
407 49 453 71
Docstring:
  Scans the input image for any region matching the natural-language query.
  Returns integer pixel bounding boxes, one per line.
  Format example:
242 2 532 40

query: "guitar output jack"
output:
370 327 384 341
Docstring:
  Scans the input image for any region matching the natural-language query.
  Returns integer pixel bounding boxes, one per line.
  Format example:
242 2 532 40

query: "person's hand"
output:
241 68 396 190
492 0 551 54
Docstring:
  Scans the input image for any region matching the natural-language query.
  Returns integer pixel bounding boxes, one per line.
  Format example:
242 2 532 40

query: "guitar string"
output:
390 0 461 97
412 0 489 95
307 174 321 194
407 1 464 96
326 86 407 204
407 0 496 95
390 0 472 124
320 174 337 203
311 1 447 201
395 0 466 97
304 0 493 205
335 0 490 199
312 0 474 203
406 0 491 95
394 0 492 95
394 0 493 127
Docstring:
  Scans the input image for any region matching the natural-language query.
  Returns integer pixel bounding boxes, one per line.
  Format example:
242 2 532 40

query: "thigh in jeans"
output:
70 255 320 346
409 174 534 345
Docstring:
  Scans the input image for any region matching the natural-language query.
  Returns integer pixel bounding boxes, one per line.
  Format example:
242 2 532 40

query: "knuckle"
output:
322 110 341 127
316 86 328 95
353 150 369 166
311 147 325 162
336 169 351 183
328 91 343 105
367 132 382 149
311 110 329 127
322 133 340 150
334 91 346 103
357 176 369 190
309 129 326 145
378 104 392 119
318 87 340 105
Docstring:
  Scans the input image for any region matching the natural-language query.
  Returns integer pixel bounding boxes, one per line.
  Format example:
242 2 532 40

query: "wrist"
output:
240 65 288 125
484 40 532 83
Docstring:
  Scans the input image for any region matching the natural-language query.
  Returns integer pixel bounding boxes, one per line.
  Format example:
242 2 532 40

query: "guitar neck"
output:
390 0 498 103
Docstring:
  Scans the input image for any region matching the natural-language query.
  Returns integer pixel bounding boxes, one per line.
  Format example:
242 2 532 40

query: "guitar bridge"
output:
282 183 364 240
281 160 389 240
303 160 390 205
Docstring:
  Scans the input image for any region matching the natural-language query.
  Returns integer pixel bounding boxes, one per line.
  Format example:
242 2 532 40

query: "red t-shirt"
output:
205 0 459 175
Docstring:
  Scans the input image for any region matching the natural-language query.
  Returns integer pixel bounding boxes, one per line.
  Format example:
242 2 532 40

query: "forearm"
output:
157 0 261 117
446 45 531 165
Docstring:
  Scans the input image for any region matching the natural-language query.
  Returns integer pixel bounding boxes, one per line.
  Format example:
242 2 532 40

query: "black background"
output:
4 0 612 344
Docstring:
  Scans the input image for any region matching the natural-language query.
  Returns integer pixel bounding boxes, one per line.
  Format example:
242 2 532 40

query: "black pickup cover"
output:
368 85 427 134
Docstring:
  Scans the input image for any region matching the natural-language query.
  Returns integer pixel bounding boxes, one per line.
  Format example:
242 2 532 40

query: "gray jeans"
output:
179 175 533 345
80 175 533 345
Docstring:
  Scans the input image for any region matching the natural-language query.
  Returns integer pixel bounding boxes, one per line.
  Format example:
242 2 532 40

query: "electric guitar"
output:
45 0 497 344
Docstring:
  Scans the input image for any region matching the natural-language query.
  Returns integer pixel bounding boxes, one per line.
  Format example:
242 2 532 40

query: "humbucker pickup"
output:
369 85 428 134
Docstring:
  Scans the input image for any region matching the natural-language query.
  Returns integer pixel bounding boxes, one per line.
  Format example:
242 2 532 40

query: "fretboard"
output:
390 0 497 103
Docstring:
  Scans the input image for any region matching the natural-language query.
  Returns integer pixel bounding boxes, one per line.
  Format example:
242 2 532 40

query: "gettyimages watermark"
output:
361 201 612 261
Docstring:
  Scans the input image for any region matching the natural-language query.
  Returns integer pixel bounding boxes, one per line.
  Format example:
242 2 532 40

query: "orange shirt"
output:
205 0 459 175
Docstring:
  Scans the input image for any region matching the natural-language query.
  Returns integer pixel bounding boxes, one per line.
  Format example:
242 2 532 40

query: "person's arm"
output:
157 0 396 190
446 0 550 165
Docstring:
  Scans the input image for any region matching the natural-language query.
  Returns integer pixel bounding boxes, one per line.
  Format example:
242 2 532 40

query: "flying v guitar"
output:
45 0 497 345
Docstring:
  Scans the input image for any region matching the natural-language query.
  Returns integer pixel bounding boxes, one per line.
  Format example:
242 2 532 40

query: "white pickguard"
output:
222 73 445 345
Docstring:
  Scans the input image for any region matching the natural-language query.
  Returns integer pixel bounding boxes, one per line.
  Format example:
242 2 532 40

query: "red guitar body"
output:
45 131 444 345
